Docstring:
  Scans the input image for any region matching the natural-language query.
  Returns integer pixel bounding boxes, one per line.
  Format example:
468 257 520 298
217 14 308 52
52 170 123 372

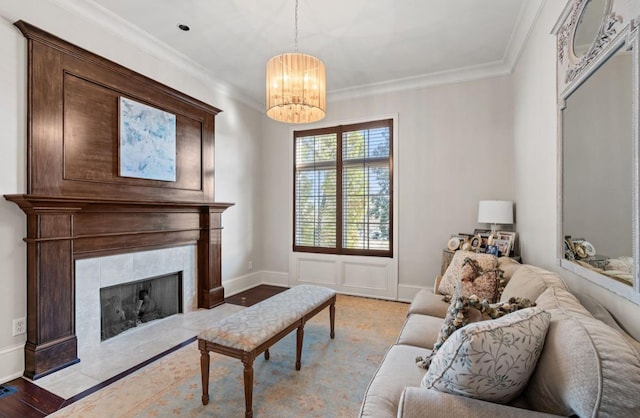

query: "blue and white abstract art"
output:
119 97 177 182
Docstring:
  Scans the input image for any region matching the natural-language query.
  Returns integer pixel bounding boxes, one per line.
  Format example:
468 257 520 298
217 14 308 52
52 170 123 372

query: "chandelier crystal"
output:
266 0 326 123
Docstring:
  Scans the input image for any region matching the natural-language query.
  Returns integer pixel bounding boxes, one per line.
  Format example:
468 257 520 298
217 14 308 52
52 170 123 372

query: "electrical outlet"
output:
248 261 253 271
12 317 26 336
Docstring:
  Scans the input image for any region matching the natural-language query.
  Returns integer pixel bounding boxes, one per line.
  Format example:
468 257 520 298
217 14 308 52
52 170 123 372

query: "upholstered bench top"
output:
199 285 336 352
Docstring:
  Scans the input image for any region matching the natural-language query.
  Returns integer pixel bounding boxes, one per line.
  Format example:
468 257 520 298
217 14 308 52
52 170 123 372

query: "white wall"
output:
261 76 516 299
0 1 264 382
512 0 640 339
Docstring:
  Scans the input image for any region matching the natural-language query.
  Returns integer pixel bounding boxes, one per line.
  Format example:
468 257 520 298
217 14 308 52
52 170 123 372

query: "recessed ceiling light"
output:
177 24 190 31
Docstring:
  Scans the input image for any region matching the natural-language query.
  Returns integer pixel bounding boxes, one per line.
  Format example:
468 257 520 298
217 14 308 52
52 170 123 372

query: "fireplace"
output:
100 272 183 341
75 246 197 354
5 21 233 380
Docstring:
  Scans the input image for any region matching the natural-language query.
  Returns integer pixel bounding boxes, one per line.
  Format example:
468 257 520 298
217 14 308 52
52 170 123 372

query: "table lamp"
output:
478 200 513 237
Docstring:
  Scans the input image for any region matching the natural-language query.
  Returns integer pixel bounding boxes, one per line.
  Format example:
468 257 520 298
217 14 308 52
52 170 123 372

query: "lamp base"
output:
488 224 500 245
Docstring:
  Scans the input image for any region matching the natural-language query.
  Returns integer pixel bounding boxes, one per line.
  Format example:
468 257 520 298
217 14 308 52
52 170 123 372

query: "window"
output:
294 119 393 257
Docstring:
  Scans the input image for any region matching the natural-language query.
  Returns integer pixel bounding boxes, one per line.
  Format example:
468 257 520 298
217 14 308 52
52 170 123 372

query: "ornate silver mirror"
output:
572 0 609 57
554 0 640 304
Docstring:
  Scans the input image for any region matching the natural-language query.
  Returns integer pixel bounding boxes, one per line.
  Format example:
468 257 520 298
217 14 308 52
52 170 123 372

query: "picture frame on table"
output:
496 231 516 253
447 234 471 251
473 229 491 249
469 234 482 251
494 238 511 257
486 245 500 256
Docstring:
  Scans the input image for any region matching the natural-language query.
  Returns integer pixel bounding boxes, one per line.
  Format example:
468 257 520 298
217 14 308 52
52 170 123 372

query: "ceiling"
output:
67 0 542 109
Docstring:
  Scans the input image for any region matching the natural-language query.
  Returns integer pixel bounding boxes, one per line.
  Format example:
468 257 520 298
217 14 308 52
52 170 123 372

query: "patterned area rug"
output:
50 294 408 417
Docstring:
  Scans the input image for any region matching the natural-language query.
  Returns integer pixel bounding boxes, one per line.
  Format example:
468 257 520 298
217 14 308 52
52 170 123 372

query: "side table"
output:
440 249 521 276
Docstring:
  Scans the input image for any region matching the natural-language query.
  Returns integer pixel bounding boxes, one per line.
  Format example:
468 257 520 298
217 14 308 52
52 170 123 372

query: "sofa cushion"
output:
438 251 498 296
577 293 640 354
535 286 591 316
497 256 522 281
359 344 428 418
422 307 550 404
500 265 567 302
398 387 562 418
396 313 443 349
525 290 640 417
407 288 449 318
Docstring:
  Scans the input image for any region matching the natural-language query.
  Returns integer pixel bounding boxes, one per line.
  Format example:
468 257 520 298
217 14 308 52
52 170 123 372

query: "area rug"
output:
50 294 408 417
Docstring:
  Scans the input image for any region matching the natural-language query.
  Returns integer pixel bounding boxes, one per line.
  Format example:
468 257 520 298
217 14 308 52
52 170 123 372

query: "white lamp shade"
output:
266 53 326 124
478 200 513 225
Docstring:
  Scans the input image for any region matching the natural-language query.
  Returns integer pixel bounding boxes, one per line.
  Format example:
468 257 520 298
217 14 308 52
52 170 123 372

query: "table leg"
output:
264 348 270 360
200 348 210 405
296 323 304 371
242 358 254 418
330 301 335 339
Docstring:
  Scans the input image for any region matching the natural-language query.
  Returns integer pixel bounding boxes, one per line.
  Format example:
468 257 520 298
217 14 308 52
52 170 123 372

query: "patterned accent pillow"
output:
456 258 505 303
438 251 498 297
421 307 551 404
416 295 535 369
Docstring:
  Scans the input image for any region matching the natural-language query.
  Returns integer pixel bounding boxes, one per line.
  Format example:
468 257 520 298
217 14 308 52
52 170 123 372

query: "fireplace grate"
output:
100 272 183 341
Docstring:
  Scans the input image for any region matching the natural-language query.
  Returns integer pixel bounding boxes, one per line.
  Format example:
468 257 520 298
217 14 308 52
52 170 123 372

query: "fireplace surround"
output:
4 21 233 379
76 246 196 354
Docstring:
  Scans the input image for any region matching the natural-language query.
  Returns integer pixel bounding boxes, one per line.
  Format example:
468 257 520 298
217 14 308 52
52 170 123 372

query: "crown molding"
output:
328 0 545 103
503 0 546 70
49 0 545 109
327 60 511 103
51 0 263 112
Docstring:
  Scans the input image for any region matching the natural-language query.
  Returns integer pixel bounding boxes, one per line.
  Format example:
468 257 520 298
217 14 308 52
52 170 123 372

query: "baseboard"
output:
223 270 421 303
260 271 289 287
0 343 24 384
397 284 425 303
222 271 263 297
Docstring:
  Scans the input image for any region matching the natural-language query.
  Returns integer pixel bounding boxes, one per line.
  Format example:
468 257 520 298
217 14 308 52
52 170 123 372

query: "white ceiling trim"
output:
329 0 545 103
51 0 545 112
328 60 510 103
503 0 546 71
52 0 261 111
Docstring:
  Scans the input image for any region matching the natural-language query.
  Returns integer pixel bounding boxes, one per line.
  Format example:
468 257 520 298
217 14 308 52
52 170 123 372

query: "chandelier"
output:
266 0 326 123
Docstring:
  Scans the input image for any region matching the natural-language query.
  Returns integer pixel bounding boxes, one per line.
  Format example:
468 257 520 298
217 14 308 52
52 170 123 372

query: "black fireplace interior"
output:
100 272 183 341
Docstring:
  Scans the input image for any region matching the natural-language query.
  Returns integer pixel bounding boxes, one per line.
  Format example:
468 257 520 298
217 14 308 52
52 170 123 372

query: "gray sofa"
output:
359 259 640 417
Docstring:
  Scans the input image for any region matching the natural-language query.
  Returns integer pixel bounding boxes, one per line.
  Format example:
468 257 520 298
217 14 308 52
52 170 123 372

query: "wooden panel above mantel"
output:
16 20 220 202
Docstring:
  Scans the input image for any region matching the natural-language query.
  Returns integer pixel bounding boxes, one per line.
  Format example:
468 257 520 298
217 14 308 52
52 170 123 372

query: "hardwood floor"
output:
0 285 287 417
225 284 288 307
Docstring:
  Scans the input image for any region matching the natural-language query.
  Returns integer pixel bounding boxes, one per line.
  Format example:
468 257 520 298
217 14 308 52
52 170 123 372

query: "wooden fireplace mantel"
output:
5 194 233 379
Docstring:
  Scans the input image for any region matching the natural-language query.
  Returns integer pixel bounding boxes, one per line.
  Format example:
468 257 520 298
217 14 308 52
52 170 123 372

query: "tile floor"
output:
31 303 245 399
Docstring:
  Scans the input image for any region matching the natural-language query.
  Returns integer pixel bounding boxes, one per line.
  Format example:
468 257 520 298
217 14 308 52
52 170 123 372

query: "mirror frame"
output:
554 0 640 304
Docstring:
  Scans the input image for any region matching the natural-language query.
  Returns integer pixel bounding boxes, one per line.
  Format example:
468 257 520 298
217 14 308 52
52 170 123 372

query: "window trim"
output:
292 118 394 257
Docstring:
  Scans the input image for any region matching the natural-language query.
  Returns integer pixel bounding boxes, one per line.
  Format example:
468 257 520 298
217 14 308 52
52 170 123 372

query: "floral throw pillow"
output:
421 307 551 404
415 295 536 369
438 251 498 297
456 258 505 303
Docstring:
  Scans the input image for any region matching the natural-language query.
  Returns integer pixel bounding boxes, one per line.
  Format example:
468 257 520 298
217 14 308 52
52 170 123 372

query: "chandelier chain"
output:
294 0 299 52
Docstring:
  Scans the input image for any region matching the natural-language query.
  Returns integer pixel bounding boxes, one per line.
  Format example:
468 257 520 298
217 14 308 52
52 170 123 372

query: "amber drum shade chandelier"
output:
266 0 326 123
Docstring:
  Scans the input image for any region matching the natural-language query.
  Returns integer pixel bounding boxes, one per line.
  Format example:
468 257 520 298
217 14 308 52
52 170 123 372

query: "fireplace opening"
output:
100 272 183 341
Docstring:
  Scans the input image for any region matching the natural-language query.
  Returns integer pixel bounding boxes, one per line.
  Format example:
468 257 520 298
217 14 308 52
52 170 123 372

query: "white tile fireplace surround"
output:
75 246 197 352
30 245 249 398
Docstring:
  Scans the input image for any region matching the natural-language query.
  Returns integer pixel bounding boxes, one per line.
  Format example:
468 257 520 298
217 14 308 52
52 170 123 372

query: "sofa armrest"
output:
397 387 563 418
407 288 448 318
433 275 442 294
